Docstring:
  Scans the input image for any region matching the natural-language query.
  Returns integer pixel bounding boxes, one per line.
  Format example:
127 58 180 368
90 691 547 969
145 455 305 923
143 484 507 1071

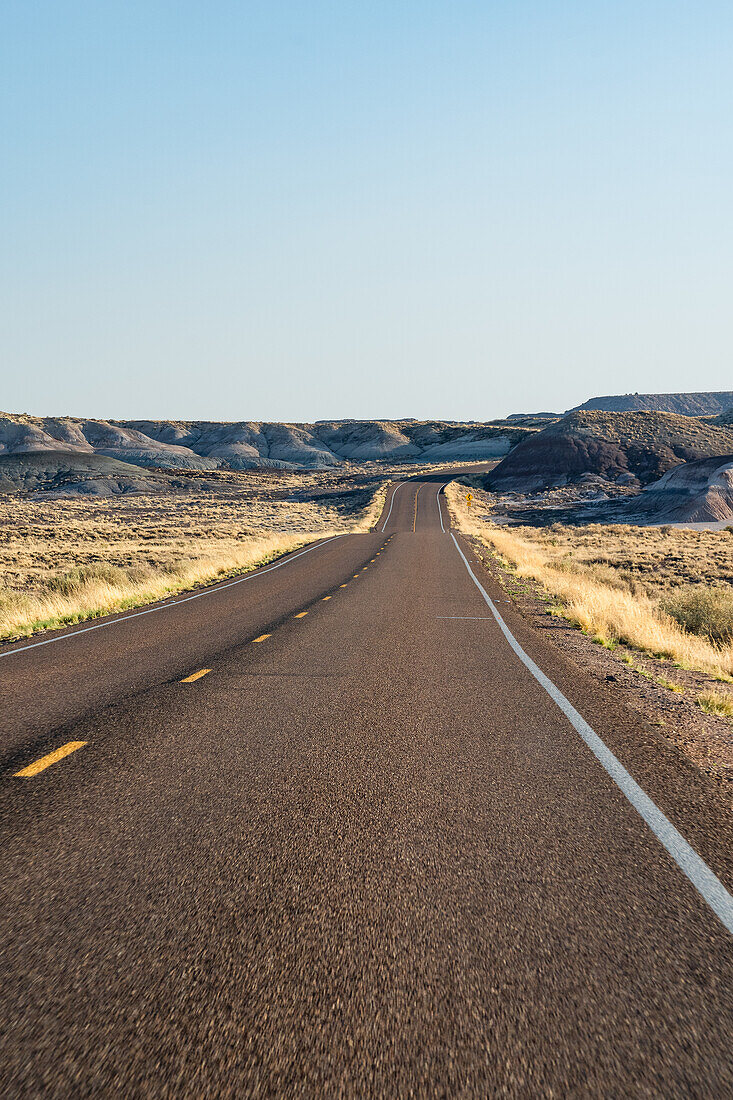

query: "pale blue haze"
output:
2 2 732 421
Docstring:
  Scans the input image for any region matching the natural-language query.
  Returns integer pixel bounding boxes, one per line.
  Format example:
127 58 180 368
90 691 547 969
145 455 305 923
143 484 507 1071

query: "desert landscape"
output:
3 397 733 662
0 412 539 641
3 394 733 781
0 455 497 641
0 412 530 481
6 8 733 1092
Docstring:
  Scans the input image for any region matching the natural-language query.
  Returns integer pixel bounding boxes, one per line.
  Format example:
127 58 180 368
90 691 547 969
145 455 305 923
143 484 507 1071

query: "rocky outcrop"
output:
487 411 733 491
568 391 733 417
625 455 733 523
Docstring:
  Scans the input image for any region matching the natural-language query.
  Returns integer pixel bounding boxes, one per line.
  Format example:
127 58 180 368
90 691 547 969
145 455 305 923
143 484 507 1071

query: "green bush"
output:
660 585 733 645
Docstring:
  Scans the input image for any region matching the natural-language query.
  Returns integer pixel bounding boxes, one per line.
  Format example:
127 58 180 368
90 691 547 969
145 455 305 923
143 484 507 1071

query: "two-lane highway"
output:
1 474 732 1096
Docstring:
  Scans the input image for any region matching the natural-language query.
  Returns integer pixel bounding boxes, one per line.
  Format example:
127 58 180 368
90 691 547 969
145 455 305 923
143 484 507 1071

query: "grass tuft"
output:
656 677 684 694
697 691 733 718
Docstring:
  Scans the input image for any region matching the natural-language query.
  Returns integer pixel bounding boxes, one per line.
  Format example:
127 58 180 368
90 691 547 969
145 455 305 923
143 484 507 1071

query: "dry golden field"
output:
446 482 733 680
0 467 389 641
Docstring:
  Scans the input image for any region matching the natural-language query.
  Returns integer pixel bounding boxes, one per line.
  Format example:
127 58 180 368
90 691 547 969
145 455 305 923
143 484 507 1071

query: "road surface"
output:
1 473 732 1096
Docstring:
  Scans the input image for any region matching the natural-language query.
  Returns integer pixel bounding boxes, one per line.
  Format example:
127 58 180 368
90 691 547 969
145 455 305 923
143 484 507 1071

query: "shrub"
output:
660 585 733 645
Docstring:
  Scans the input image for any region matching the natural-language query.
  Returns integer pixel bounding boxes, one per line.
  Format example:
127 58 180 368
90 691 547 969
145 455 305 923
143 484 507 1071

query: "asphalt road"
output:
1 473 732 1097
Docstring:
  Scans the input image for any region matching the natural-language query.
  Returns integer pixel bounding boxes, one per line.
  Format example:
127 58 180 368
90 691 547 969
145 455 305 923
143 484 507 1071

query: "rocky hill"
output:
486 411 733 491
569 391 733 417
624 455 733 524
0 413 530 490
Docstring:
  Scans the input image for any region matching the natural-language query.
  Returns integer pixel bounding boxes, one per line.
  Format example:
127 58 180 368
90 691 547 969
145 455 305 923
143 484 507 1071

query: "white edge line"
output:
381 482 404 531
436 482 448 532
450 531 733 937
0 535 346 660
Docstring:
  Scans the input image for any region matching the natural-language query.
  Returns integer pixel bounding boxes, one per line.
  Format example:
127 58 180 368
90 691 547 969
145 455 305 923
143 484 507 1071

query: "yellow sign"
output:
466 493 473 507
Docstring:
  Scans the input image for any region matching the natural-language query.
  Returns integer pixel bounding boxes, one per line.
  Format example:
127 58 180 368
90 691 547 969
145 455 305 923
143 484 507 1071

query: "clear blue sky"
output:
2 1 732 422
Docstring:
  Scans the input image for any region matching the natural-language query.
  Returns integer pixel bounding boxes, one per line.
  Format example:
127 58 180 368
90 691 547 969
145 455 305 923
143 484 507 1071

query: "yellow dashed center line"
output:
14 741 87 778
353 574 359 578
180 668 212 683
322 595 332 601
252 634 271 642
340 584 348 588
294 611 308 618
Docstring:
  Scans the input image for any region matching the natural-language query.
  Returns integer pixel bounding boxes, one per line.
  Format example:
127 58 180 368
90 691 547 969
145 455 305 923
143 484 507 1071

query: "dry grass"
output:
656 676 685 694
0 535 316 641
0 469 389 642
445 482 733 678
